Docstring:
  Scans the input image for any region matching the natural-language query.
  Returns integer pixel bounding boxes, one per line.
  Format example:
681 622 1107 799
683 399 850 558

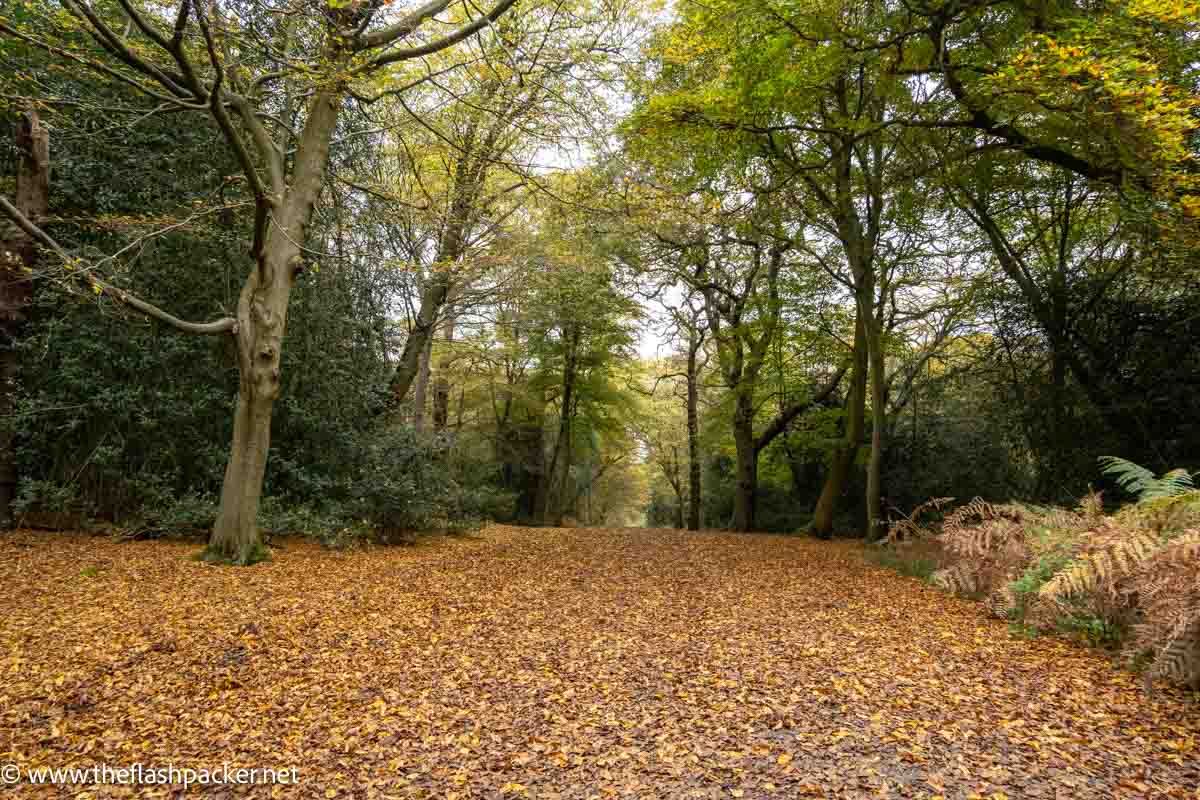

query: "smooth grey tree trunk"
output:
207 89 341 564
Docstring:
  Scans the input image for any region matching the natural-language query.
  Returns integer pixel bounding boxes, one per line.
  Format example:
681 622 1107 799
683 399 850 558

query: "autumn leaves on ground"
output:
2 528 1198 799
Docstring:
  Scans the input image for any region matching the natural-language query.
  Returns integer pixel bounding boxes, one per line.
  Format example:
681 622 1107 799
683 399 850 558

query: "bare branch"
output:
0 195 237 337
364 0 520 69
358 0 453 48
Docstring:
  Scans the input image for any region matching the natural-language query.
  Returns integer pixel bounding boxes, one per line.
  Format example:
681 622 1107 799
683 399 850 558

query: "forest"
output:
1 0 1199 796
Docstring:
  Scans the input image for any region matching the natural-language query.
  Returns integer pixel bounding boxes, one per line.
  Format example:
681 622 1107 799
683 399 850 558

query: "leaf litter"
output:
1 526 1197 798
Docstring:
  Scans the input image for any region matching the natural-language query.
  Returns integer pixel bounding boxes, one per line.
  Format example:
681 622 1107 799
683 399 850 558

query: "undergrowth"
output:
882 457 1200 693
866 543 940 581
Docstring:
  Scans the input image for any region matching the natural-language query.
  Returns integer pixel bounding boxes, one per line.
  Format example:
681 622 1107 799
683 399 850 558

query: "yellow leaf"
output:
776 753 792 766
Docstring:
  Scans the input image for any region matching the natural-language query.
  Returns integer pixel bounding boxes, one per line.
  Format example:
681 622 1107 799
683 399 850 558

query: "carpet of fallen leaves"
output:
2 526 1199 799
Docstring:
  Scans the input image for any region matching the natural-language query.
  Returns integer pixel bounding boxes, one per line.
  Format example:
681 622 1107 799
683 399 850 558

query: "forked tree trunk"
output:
205 90 340 563
206 253 292 563
390 271 450 407
811 312 867 538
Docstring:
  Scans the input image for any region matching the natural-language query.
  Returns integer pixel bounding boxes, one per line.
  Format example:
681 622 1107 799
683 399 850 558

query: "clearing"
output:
1 527 1197 798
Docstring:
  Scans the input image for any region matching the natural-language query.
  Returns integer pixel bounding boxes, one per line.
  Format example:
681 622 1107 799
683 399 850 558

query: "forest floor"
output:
1 526 1198 799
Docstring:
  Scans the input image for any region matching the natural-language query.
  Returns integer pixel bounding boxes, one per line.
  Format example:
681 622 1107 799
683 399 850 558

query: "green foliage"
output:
134 490 219 536
1056 614 1125 649
1099 456 1196 502
866 547 938 582
12 478 91 520
1007 550 1076 623
341 427 506 543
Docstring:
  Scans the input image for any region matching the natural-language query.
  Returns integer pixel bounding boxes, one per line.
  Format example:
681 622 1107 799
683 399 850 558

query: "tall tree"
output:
0 109 48 525
0 0 518 561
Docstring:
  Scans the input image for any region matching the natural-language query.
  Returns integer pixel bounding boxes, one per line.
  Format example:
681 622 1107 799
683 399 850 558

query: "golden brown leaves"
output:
1 527 1198 797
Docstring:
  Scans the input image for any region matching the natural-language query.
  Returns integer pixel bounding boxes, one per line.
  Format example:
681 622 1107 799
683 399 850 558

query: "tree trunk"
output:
433 313 456 432
506 420 545 523
671 447 685 529
0 109 48 526
731 388 757 532
208 384 273 563
811 312 867 538
554 396 575 526
389 271 450 405
412 333 432 433
543 324 580 524
686 329 702 531
205 89 340 563
863 302 887 541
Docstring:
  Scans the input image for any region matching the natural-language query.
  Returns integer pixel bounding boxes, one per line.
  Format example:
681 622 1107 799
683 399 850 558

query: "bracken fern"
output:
926 460 1200 691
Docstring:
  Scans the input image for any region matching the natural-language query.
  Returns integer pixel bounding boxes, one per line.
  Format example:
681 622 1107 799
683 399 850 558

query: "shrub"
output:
12 478 94 524
338 426 510 543
920 458 1200 691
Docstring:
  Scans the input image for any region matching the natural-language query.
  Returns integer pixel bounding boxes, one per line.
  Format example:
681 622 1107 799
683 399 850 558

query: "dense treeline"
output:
0 0 1196 561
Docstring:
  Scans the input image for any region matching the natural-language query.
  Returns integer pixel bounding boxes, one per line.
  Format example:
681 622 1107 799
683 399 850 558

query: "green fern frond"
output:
1099 456 1196 502
1154 469 1196 499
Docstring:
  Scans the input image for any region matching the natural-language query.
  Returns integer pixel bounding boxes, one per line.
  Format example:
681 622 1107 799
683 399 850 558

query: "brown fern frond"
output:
943 497 1005 536
933 564 978 596
886 497 953 545
1040 530 1161 602
986 584 1017 619
1078 489 1105 521
1150 530 1200 566
1145 607 1200 691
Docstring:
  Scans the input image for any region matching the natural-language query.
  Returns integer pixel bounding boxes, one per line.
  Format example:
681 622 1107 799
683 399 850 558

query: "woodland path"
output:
1 526 1197 798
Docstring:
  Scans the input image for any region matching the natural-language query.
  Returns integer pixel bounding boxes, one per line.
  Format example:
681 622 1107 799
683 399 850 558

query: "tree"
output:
376 0 644 414
0 0 518 562
0 109 48 524
628 0 985 536
910 0 1199 218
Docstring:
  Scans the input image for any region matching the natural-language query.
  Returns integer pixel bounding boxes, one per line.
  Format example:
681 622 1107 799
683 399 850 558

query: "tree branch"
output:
754 364 848 453
358 0 453 48
364 0 520 69
0 195 237 336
